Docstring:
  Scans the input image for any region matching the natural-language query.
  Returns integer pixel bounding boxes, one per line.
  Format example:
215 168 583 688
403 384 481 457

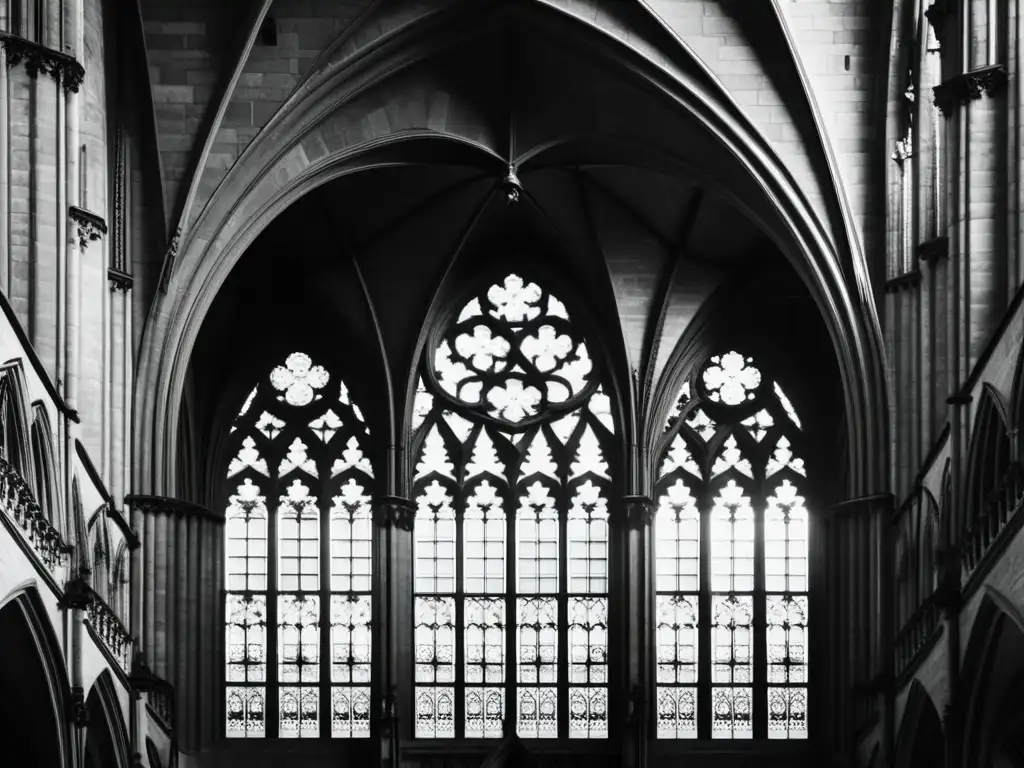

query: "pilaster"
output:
374 495 414 767
125 494 222 754
621 495 652 768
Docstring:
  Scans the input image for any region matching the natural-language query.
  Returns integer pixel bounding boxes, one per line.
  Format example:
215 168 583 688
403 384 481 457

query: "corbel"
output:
884 270 922 294
70 685 90 728
69 206 107 251
0 32 85 92
924 0 949 51
917 236 949 264
622 495 654 530
374 496 415 531
933 64 1009 116
107 266 134 293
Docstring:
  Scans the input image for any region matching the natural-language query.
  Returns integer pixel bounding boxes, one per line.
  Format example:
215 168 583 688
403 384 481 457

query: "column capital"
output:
375 496 415 531
622 495 654 530
124 494 221 524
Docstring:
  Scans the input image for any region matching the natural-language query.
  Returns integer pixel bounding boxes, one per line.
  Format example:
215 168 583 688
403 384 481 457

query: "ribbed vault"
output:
134 0 887 502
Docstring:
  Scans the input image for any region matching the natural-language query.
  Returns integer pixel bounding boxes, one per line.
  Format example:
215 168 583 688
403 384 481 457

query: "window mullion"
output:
753 484 767 739
698 489 712 739
267 474 281 737
320 473 331 739
557 484 568 740
455 486 466 738
506 484 516 736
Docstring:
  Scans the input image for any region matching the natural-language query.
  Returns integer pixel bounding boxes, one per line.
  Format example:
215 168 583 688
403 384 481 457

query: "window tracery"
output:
656 353 809 740
413 273 614 740
223 353 374 739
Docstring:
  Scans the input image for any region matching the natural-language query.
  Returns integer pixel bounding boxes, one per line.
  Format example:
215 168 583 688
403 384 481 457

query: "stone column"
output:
824 493 893 765
622 496 652 768
374 495 414 767
126 494 223 753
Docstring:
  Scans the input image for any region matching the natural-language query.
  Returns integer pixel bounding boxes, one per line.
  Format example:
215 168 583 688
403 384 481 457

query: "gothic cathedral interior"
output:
0 1 1022 767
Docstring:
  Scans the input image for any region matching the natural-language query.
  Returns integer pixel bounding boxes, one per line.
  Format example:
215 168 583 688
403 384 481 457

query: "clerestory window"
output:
412 273 616 740
223 352 374 739
655 351 809 740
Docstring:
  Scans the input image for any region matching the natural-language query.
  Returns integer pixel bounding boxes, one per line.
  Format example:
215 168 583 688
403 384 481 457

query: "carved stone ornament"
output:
70 685 90 728
124 494 221 524
59 576 92 611
884 269 922 295
933 64 1009 116
375 496 415 531
917 236 949 263
0 32 85 93
924 0 949 51
69 206 107 251
107 266 134 293
623 496 654 530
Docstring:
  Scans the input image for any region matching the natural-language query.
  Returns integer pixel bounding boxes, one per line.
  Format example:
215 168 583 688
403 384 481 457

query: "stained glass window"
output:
656 351 809 740
224 353 374 739
413 273 614 740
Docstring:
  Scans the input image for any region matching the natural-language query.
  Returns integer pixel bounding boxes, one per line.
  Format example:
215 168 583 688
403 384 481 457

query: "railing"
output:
961 463 1024 586
130 655 175 734
0 456 71 574
894 588 943 680
85 587 132 671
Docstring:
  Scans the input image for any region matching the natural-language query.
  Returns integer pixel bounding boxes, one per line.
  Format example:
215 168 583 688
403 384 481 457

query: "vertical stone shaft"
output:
622 496 652 768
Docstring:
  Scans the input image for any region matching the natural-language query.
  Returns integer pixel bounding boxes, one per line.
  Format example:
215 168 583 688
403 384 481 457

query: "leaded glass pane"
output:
226 595 266 683
330 480 373 592
710 482 754 593
767 687 808 739
415 596 455 684
517 481 559 594
767 596 808 685
655 480 699 593
569 687 608 739
567 481 608 594
332 686 371 738
657 687 697 739
517 596 558 738
464 480 505 594
226 686 265 738
656 595 698 685
226 481 268 592
414 481 456 594
280 686 319 738
278 481 319 593
279 595 320 684
711 686 752 739
331 595 371 684
765 481 809 593
416 687 455 738
712 596 753 685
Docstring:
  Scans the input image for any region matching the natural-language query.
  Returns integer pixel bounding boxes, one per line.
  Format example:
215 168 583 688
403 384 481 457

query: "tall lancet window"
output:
412 274 616 740
223 352 374 739
656 352 809 740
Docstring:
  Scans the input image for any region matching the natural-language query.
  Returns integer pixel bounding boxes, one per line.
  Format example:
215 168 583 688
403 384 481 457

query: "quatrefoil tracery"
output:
430 274 597 427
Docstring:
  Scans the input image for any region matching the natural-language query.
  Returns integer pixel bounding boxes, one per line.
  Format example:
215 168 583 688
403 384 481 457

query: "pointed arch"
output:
111 541 130 622
0 360 34 483
85 670 131 768
71 477 88 575
0 585 73 768
1012 343 1024 457
221 351 378 740
960 588 1024 768
892 680 945 768
918 488 939 599
29 403 62 533
963 385 1012 536
87 509 113 603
